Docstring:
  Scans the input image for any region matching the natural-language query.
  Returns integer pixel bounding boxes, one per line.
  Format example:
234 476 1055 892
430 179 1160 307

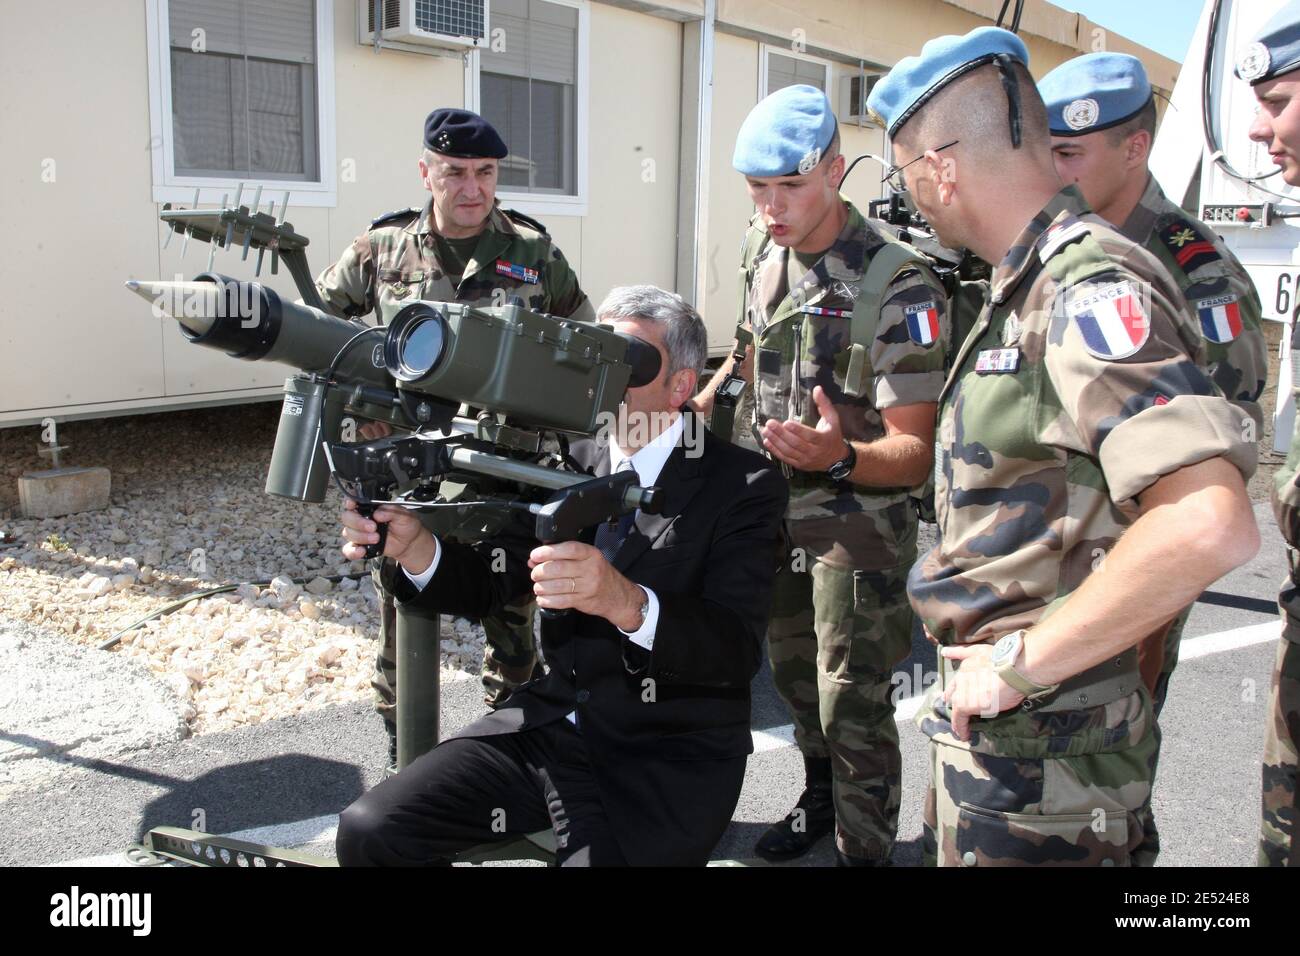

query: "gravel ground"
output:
0 403 485 744
0 618 187 799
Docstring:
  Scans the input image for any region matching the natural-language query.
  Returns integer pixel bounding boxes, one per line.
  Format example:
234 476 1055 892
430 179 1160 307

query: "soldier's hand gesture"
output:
760 386 847 472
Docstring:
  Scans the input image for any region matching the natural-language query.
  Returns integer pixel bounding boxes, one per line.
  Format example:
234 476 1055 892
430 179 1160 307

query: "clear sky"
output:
1049 0 1207 63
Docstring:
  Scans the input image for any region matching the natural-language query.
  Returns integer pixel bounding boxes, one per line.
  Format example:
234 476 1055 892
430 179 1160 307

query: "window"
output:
761 46 831 98
146 0 337 205
471 0 588 212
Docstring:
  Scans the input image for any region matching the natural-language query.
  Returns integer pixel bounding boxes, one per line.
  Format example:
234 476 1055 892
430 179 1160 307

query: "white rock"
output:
269 576 301 603
315 644 343 667
111 574 136 592
305 576 332 595
139 566 156 584
299 600 321 621
85 576 113 598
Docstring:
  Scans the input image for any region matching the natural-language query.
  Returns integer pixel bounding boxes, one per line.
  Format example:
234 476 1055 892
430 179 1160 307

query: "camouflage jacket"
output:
739 200 950 567
314 200 594 322
1274 321 1300 644
1121 175 1267 427
909 186 1257 646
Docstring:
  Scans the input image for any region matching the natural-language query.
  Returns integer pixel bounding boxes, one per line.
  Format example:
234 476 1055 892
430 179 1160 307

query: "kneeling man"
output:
335 285 789 866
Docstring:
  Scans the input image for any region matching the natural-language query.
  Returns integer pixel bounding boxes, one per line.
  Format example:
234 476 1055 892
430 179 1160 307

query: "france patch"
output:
1196 294 1242 344
904 301 940 346
1067 281 1150 360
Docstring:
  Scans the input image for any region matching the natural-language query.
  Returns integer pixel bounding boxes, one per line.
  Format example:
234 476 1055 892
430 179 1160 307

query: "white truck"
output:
1151 0 1300 452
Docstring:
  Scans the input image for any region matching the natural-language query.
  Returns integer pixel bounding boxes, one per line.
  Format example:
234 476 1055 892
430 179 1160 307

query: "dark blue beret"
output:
423 109 508 159
1039 53 1153 136
1236 1 1300 85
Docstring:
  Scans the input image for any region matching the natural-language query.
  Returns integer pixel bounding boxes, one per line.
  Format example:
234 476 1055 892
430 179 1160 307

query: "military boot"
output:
755 755 835 861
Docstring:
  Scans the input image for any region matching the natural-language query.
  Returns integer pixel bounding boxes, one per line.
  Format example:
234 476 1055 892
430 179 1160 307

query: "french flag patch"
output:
1196 294 1242 344
1067 281 1150 360
904 301 940 346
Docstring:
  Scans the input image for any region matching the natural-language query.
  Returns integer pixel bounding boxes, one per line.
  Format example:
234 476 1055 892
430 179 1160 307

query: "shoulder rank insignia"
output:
503 208 550 236
495 260 541 284
1161 220 1220 273
1066 280 1149 360
370 207 419 229
1196 293 1243 343
904 301 941 346
799 305 851 317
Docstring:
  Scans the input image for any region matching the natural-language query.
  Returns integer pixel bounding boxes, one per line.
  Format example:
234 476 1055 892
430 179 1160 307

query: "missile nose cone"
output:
123 279 219 335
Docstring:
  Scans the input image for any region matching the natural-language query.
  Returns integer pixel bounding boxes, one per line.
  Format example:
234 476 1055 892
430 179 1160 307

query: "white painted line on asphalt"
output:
1178 620 1281 660
46 620 1286 866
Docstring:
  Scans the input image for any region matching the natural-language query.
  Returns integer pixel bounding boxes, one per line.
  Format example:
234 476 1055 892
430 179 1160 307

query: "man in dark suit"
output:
334 285 789 866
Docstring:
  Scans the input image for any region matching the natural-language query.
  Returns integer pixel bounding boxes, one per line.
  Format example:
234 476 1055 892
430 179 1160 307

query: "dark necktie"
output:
594 459 636 562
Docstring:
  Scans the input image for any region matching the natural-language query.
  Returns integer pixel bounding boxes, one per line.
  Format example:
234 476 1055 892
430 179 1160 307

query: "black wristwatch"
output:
826 440 857 482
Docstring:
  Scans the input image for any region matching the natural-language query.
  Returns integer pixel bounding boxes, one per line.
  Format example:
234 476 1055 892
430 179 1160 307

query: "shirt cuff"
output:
618 586 659 650
400 537 442 591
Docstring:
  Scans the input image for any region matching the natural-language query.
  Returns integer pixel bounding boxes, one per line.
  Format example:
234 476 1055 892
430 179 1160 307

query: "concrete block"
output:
18 467 111 518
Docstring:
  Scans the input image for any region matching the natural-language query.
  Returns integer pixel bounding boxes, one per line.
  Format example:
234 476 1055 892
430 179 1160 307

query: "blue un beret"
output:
1236 1 1300 85
732 85 838 177
423 108 508 159
867 26 1030 136
1039 53 1153 136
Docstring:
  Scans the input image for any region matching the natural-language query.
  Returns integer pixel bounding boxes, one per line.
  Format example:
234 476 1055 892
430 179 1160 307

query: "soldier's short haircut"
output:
895 61 1051 169
596 285 707 377
1105 97 1158 147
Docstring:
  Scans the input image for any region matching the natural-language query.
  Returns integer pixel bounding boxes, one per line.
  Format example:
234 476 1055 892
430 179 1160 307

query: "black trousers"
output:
335 718 628 866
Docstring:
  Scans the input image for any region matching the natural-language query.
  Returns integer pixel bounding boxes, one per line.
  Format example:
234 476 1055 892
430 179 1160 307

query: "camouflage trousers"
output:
370 559 539 724
766 543 916 861
1131 603 1192 866
919 680 1158 867
1260 636 1300 866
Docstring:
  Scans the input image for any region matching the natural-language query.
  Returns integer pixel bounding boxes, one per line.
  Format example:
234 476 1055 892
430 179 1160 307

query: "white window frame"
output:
759 43 832 99
144 0 338 207
465 0 589 218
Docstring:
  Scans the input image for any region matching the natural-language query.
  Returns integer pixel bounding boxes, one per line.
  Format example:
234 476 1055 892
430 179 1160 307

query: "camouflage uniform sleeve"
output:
314 231 376 321
1044 272 1257 508
542 244 594 322
872 267 949 409
1189 266 1267 411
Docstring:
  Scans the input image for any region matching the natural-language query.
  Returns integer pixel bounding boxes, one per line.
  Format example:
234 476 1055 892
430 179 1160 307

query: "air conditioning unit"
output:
840 73 883 125
360 0 490 51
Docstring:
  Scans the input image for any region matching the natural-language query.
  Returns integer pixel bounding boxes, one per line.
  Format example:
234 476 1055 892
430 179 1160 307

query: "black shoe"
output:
835 848 891 867
755 756 836 862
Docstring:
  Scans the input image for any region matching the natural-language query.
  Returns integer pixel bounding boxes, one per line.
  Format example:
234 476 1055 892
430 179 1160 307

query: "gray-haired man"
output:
335 286 789 866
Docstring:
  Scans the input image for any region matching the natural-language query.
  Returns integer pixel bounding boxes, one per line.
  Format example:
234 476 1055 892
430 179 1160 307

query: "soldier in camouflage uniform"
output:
869 27 1259 866
1241 3 1300 865
315 109 594 764
1039 51 1268 865
696 86 949 865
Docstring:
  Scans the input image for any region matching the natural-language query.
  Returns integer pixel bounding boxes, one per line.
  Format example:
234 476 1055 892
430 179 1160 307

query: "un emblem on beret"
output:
797 147 822 175
1238 41 1271 82
1063 98 1100 132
